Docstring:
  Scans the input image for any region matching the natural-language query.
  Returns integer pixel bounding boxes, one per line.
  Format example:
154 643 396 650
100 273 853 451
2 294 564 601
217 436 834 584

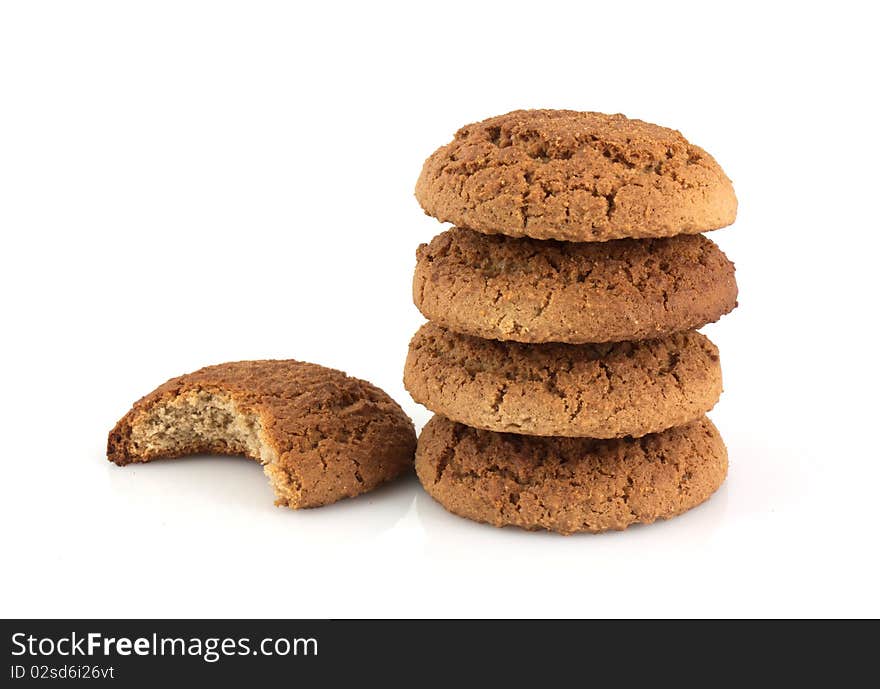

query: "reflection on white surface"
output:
106 455 419 545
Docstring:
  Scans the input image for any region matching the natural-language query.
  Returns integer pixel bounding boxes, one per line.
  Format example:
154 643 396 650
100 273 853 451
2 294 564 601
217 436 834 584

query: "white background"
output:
1 1 878 619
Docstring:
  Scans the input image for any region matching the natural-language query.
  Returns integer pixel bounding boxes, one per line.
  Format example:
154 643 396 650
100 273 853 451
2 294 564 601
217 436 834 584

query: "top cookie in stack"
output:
416 109 736 243
405 110 737 534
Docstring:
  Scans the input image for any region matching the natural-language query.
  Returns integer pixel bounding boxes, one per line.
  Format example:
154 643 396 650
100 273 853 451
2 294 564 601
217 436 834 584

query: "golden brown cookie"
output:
414 228 737 343
108 360 416 508
415 109 736 242
404 323 721 439
416 415 727 534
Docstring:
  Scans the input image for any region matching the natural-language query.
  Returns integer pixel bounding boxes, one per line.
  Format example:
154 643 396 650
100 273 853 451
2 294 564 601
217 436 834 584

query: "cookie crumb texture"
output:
414 228 737 343
108 360 416 508
415 110 737 242
416 415 727 534
404 323 721 438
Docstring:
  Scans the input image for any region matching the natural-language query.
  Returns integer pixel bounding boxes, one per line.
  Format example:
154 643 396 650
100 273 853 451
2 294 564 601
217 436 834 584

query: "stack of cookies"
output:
404 110 738 534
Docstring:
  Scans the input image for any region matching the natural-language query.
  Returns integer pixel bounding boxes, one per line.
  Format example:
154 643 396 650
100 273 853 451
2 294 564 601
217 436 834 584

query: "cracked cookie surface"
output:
416 415 727 534
414 228 737 343
108 360 416 508
404 323 721 438
415 109 737 242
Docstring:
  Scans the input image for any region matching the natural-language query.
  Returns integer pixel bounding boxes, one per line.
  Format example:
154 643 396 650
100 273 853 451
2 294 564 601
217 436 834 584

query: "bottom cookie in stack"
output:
416 415 727 535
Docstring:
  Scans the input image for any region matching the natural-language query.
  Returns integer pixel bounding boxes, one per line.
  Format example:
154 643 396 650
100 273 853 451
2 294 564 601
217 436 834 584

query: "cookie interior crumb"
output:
125 389 300 502
129 390 263 460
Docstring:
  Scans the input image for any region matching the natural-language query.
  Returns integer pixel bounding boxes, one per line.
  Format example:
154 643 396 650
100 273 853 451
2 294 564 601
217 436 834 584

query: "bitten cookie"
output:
416 415 727 534
415 109 737 242
414 228 737 344
404 323 721 438
108 360 416 508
